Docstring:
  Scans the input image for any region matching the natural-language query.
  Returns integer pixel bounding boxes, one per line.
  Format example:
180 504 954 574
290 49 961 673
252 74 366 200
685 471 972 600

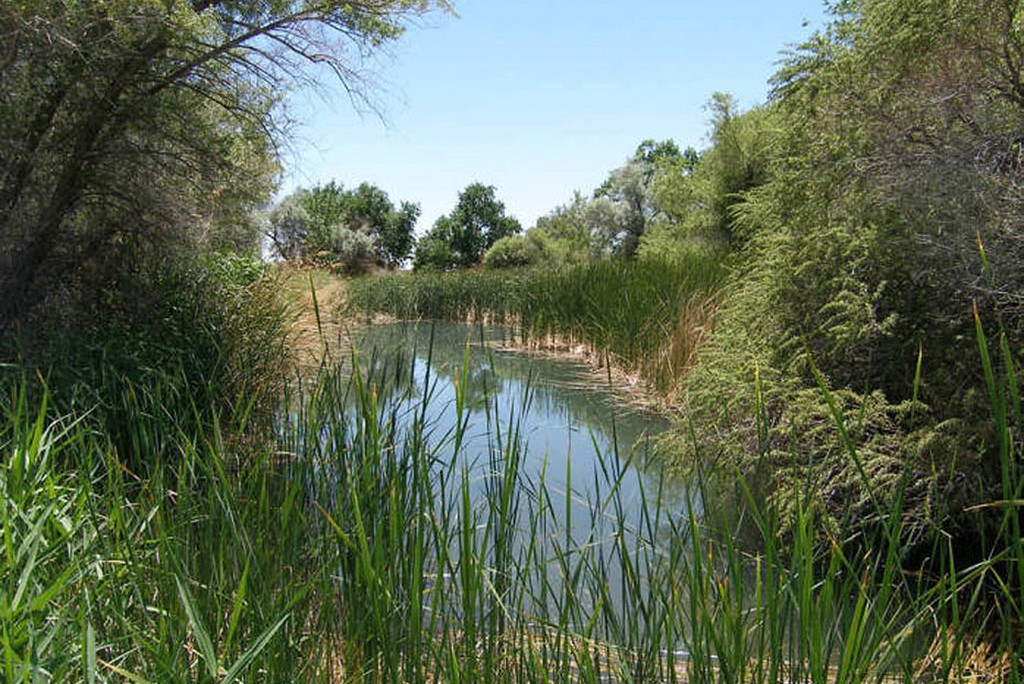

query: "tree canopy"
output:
269 182 420 270
414 183 521 270
0 0 449 328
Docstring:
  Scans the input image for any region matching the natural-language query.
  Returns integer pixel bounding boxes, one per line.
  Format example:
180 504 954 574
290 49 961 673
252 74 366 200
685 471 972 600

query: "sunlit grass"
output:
347 255 725 392
2 317 1020 681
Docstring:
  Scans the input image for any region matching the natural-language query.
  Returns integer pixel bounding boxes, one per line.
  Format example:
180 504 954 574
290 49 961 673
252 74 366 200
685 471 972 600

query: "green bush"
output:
482 235 545 269
412 236 458 272
23 251 288 467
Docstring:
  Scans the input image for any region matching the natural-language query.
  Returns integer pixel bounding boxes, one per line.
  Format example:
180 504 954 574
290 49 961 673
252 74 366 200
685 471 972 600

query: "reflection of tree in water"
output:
345 321 506 411
344 321 668 454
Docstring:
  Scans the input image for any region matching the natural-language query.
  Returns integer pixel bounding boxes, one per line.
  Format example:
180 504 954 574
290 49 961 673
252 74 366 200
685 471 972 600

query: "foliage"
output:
589 139 690 257
4 328 1021 681
482 234 547 269
530 192 596 263
668 0 1024 567
0 0 448 332
531 140 700 260
269 193 314 261
411 235 458 271
349 254 725 391
23 252 289 466
269 182 420 270
414 183 521 269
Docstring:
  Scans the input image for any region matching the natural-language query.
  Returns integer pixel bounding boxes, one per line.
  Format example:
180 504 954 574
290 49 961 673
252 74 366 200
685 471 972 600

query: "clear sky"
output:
281 0 829 234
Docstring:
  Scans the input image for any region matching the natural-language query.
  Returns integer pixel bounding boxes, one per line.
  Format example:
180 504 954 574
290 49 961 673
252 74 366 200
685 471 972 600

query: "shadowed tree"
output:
0 0 450 329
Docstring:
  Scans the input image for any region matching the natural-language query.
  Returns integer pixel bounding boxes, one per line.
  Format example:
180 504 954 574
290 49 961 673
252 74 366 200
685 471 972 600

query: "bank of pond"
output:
3 316 1021 681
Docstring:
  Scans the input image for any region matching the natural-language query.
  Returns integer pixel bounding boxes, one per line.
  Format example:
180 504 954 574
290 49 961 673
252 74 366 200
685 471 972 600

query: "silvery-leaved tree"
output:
0 0 450 329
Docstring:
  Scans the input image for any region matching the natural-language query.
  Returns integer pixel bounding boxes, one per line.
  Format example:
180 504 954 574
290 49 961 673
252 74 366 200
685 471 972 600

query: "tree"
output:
378 201 421 268
676 0 1024 556
412 235 457 271
415 183 521 269
268 193 313 261
586 139 687 257
341 183 420 268
532 192 595 263
482 234 546 269
0 0 450 329
268 181 420 269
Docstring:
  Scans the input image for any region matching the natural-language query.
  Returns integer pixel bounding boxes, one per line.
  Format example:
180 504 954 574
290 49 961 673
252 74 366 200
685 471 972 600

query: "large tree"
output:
586 139 689 258
0 0 449 328
269 181 419 269
414 183 520 269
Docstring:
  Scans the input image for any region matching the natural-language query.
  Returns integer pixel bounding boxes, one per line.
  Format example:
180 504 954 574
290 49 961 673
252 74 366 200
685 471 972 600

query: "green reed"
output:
347 255 725 392
3 318 1021 681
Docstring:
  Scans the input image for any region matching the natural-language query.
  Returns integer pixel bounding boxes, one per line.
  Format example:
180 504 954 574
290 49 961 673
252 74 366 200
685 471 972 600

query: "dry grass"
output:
281 266 351 369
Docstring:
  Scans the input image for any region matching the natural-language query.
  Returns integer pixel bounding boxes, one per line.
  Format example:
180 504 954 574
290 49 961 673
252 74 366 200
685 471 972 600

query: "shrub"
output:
482 235 544 269
412 236 458 272
25 251 289 467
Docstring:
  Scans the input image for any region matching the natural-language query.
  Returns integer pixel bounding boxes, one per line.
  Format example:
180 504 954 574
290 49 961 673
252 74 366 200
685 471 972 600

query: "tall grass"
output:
0 379 335 682
3 316 1020 681
347 255 725 392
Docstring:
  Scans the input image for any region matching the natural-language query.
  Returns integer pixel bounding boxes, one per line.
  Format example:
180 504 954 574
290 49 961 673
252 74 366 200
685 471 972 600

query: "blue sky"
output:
281 0 829 234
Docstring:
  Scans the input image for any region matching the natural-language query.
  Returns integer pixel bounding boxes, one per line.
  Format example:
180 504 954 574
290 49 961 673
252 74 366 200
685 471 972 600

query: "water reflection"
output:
328 322 700 644
344 321 677 512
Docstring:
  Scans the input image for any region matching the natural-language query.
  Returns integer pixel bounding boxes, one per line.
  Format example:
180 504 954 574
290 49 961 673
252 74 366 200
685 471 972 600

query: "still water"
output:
330 321 703 646
344 321 683 530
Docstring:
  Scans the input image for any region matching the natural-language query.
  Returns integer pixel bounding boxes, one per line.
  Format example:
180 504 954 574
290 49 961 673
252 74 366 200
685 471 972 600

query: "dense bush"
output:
665 0 1024 564
482 234 545 269
15 251 289 467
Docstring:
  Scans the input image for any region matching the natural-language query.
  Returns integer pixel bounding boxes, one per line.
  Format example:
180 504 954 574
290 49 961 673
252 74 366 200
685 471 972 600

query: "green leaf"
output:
221 612 290 684
175 574 218 680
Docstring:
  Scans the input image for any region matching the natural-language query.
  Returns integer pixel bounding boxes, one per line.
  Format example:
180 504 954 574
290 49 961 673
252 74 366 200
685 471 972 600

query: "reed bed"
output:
4 311 1021 682
346 255 725 392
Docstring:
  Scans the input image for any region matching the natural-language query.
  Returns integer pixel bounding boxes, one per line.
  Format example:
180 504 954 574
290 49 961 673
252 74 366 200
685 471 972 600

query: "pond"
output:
344 322 687 529
323 321 702 642
299 321 885 672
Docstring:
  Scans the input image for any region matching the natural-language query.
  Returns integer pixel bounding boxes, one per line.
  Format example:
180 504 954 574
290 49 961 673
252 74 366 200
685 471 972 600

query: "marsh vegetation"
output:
3 0 1024 680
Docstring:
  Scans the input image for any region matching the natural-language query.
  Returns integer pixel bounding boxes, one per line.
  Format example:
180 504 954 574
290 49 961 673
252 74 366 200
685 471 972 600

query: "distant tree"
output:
415 183 521 269
412 235 457 271
483 234 545 269
380 201 421 268
268 181 419 269
588 139 686 257
532 192 594 263
268 193 313 261
332 183 420 268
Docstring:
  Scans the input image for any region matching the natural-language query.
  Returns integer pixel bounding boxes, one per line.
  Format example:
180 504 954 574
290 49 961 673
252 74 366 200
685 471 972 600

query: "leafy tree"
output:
378 201 421 268
340 184 420 267
268 181 420 269
0 0 449 330
532 192 595 263
268 193 313 261
482 234 546 269
415 183 521 269
590 139 687 257
412 235 457 271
